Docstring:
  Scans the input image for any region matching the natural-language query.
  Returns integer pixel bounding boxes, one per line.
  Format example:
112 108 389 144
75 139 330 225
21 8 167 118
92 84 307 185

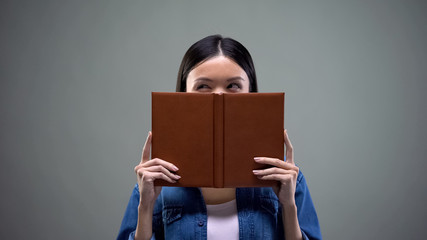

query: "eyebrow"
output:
194 77 245 82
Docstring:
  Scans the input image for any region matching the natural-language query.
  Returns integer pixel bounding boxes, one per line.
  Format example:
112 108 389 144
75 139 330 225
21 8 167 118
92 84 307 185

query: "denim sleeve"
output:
295 171 322 240
116 184 163 240
116 184 140 240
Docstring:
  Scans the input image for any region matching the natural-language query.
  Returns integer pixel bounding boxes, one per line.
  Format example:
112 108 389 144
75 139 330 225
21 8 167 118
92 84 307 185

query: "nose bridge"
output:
212 86 225 94
213 89 223 94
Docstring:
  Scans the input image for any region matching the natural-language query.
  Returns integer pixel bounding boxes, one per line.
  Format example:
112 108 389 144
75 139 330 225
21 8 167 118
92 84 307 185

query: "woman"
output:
117 35 321 240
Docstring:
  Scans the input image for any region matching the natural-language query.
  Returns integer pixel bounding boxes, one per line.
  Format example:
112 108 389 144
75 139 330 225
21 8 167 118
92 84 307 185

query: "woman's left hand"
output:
253 129 299 206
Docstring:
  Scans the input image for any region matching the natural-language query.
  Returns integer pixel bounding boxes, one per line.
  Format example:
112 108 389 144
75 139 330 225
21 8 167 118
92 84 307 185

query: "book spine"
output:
213 93 224 188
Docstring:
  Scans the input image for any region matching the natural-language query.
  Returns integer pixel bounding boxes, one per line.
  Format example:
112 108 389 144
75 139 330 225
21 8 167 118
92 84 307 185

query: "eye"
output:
227 83 241 91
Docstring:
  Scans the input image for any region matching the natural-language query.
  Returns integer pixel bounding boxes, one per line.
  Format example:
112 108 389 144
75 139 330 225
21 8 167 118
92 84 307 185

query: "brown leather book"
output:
152 92 284 188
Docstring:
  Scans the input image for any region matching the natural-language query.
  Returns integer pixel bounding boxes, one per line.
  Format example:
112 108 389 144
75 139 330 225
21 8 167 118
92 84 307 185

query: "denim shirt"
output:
117 171 321 240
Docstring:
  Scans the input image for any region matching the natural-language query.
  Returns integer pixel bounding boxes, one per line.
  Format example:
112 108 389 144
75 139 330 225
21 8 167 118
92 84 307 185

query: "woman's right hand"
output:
134 131 181 208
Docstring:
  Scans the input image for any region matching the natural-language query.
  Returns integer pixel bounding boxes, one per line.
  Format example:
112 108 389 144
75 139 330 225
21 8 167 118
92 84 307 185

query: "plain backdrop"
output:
1 1 426 239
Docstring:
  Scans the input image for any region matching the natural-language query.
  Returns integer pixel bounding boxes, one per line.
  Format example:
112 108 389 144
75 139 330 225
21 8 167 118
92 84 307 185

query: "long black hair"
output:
176 34 258 92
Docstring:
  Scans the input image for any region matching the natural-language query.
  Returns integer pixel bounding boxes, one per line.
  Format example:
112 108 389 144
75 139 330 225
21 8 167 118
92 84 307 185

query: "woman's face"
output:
186 56 250 93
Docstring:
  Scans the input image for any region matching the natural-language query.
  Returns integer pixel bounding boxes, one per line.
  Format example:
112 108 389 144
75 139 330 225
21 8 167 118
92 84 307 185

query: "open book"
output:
152 92 284 188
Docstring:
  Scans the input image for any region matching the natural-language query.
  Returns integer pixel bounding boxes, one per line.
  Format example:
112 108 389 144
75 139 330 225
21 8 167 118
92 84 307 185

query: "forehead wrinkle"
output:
194 78 213 82
194 77 244 83
226 77 245 82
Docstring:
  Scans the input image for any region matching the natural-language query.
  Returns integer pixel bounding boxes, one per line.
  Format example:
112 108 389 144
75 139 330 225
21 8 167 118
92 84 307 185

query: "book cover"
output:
152 92 284 188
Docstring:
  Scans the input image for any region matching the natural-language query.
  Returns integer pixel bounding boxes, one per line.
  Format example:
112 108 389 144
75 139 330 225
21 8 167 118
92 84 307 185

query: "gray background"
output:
1 0 426 239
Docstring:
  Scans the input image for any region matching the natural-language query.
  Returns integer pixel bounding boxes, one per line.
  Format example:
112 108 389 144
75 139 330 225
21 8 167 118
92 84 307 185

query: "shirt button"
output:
198 221 204 227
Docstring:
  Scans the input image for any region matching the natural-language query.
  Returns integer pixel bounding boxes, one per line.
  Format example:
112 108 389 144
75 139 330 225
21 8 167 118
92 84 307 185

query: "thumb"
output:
140 131 152 163
284 129 294 164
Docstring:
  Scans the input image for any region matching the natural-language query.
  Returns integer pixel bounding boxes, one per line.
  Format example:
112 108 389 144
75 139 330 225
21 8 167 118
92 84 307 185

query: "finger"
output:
252 167 296 176
256 173 294 182
284 129 294 164
254 157 298 171
141 171 177 184
144 165 181 180
134 163 144 174
143 158 179 172
141 131 152 163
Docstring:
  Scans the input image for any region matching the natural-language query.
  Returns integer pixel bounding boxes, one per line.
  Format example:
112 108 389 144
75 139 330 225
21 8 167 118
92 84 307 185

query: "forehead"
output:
187 56 248 80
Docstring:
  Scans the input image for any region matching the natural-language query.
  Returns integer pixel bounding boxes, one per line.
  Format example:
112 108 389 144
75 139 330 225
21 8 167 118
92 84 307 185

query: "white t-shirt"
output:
206 199 239 240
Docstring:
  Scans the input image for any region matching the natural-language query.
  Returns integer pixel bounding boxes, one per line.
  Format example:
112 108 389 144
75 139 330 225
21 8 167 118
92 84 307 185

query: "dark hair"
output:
176 34 258 92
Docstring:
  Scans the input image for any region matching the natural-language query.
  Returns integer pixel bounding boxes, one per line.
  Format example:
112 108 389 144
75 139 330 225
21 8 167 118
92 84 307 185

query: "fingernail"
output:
175 175 181 179
172 166 179 171
254 157 261 161
252 170 260 174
